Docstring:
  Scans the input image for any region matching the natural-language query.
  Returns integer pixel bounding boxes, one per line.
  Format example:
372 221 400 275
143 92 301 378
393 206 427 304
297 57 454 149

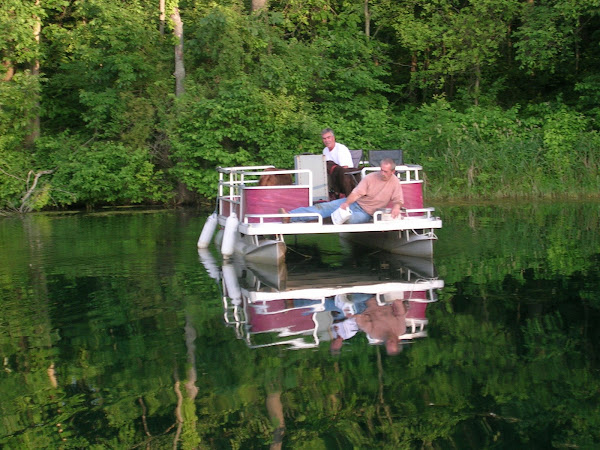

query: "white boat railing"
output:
241 205 437 227
243 212 323 225
218 165 275 194
372 207 436 223
217 166 314 220
361 164 423 181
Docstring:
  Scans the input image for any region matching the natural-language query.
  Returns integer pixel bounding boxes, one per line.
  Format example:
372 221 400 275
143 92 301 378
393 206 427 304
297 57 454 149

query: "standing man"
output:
321 128 354 168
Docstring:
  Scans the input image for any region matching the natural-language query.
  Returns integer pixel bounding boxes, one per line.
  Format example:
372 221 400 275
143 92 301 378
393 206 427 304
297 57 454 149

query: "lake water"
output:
1 202 599 449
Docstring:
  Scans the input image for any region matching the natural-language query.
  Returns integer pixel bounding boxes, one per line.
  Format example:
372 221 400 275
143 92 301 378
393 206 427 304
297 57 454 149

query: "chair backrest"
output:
368 149 403 167
294 154 328 202
349 149 363 168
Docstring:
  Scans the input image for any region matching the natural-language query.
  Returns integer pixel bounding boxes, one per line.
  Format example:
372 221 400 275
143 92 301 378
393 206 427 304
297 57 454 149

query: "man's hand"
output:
391 204 402 218
342 192 360 209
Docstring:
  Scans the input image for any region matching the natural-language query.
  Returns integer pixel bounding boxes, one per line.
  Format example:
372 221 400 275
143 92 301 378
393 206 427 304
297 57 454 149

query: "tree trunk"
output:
473 61 480 106
2 61 15 81
159 0 165 35
170 7 195 203
19 170 53 213
26 0 42 146
251 0 268 12
171 7 185 97
364 0 370 38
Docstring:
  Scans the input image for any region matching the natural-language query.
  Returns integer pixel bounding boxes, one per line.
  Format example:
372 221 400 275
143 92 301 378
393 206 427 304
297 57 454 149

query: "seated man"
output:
321 128 354 168
355 298 408 356
321 128 356 199
280 158 403 224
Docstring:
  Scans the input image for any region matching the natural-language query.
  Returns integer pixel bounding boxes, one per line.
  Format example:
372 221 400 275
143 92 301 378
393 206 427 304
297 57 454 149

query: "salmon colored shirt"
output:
353 171 404 215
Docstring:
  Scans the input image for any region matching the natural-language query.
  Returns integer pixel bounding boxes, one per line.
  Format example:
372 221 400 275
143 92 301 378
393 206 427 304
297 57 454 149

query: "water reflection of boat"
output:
199 249 444 351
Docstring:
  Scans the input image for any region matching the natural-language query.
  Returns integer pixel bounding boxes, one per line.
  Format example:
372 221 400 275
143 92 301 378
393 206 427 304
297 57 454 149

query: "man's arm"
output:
390 181 404 218
338 145 354 168
391 201 402 218
340 191 361 210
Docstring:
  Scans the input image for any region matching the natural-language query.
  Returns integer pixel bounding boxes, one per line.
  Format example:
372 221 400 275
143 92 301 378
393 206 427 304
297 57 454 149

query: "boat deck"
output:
215 163 441 237
202 162 442 260
245 279 444 302
225 208 441 236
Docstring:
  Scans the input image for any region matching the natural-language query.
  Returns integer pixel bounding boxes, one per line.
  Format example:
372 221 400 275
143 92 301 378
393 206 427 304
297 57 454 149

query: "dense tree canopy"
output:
1 0 599 210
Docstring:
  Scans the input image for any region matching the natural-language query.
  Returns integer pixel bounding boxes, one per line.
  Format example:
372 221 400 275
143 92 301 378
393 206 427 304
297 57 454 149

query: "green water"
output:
0 202 599 449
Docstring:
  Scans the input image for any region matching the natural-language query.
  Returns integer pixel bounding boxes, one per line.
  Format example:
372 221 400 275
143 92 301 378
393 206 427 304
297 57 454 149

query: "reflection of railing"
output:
199 248 444 350
374 285 439 305
242 300 329 349
224 287 440 349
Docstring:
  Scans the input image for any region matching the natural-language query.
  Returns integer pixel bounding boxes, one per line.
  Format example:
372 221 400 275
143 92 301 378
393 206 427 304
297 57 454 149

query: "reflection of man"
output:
330 317 359 354
355 298 408 355
321 128 354 168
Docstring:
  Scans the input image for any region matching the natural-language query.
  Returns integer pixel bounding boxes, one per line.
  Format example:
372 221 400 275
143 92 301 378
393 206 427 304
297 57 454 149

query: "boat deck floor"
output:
226 216 442 236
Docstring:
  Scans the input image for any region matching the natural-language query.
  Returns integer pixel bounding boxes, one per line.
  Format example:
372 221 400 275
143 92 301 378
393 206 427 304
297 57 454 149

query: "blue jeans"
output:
294 294 372 315
290 198 371 224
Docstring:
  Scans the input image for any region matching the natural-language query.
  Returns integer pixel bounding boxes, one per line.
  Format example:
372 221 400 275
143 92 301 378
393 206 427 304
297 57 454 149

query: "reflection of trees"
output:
187 203 600 448
1 215 79 446
1 207 599 447
266 391 285 449
436 202 600 284
0 213 203 447
173 316 201 448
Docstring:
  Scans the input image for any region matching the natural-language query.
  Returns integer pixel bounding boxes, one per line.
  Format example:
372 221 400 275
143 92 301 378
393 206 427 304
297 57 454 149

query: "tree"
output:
376 0 520 104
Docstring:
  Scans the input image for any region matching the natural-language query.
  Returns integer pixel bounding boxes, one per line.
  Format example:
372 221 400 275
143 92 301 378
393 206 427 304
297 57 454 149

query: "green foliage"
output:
512 0 600 76
43 140 172 208
42 0 171 137
539 104 588 178
392 97 599 199
0 0 44 66
0 71 41 143
378 0 520 102
1 0 600 210
170 79 317 198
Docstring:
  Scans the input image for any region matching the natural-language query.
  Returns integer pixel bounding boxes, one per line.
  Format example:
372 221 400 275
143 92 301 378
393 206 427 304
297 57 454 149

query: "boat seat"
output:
295 154 329 202
349 149 363 168
344 149 363 184
242 186 310 223
368 150 403 167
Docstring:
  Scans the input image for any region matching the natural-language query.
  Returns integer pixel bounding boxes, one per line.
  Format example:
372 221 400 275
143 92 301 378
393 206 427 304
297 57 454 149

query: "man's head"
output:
330 336 344 355
379 158 396 181
385 336 402 355
321 128 336 150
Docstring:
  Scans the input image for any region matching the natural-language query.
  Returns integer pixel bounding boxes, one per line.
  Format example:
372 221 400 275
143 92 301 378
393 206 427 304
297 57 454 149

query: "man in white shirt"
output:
321 128 354 168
